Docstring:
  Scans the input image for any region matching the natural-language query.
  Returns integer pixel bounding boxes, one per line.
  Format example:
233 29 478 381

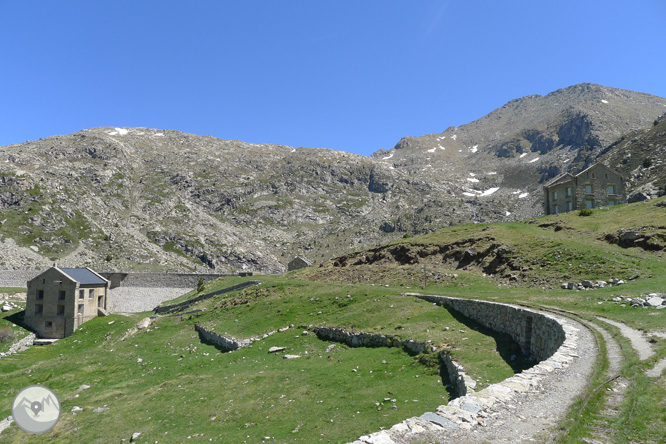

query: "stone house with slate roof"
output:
24 267 110 339
544 163 626 215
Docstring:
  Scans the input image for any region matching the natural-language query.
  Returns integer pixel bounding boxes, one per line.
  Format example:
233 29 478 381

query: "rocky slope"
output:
0 84 664 273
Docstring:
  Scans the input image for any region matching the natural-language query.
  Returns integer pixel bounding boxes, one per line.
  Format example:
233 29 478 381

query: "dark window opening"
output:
57 304 65 315
37 290 44 300
58 290 66 301
35 304 43 315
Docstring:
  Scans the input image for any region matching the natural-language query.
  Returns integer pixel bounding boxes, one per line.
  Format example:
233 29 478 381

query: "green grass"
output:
2 198 666 442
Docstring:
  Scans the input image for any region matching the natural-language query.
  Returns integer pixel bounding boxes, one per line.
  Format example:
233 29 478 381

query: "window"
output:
566 187 572 197
77 304 84 315
585 184 593 194
553 191 558 200
37 290 44 300
79 290 85 300
98 295 104 308
567 201 573 211
608 199 616 206
58 290 66 301
605 173 608 179
35 304 43 315
586 199 594 209
607 184 616 194
57 304 65 315
553 204 559 214
89 289 95 299
45 321 53 329
592 173 596 179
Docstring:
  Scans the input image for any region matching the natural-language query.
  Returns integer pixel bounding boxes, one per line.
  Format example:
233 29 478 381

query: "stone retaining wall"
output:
352 295 580 444
0 270 232 289
0 270 40 288
413 294 565 362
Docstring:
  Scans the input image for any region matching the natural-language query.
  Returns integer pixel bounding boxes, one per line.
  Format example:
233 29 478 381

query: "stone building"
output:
24 267 109 339
287 256 312 272
544 163 626 215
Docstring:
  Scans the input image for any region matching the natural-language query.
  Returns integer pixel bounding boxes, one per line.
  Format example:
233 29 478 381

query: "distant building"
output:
287 256 312 272
24 267 109 339
544 163 626 215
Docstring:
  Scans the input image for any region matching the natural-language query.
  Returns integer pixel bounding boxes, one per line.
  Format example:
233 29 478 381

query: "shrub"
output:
578 208 593 216
197 277 205 293
402 233 411 239
642 158 652 168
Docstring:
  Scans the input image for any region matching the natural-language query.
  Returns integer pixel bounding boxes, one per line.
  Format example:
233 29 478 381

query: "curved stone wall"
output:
413 294 566 362
352 294 580 444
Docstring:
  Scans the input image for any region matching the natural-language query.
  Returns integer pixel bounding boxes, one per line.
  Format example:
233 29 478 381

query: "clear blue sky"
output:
1 1 665 156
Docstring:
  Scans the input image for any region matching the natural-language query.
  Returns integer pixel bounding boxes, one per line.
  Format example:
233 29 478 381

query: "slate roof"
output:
59 268 108 285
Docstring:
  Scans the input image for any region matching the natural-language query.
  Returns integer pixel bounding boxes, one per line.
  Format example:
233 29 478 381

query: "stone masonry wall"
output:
413 294 565 362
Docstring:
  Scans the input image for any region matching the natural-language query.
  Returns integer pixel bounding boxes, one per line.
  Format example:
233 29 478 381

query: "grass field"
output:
1 198 666 442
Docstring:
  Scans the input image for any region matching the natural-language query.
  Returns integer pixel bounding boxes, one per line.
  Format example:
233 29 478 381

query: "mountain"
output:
1 84 665 272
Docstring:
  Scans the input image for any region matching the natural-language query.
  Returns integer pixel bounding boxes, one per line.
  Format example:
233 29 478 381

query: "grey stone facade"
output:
24 267 109 339
544 163 626 215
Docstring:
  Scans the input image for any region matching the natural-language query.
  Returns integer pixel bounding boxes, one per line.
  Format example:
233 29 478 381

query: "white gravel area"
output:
109 287 192 313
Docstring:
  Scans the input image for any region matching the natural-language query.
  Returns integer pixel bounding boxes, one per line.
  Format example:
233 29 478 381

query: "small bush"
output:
197 277 205 293
402 233 411 239
578 208 593 216
0 326 14 343
643 158 652 168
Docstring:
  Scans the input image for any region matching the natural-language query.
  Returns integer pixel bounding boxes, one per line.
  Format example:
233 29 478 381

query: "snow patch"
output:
529 157 539 163
601 99 609 104
155 133 164 137
469 172 476 176
389 166 395 170
480 187 499 196
427 147 436 153
291 149 296 153
466 178 479 183
519 153 527 158
438 145 445 150
518 192 529 198
488 172 497 175
458 149 462 153
462 192 476 197
469 145 478 153
505 211 511 216
451 134 457 140
382 152 394 160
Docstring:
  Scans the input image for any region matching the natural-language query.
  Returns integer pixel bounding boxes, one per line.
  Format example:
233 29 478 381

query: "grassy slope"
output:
1 198 666 443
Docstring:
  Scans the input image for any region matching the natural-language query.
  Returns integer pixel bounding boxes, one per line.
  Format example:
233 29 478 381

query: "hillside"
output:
1 83 665 273
2 198 666 442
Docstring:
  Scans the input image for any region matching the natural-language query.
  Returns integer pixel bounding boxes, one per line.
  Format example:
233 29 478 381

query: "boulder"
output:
647 297 664 307
268 346 286 353
283 354 301 360
630 298 645 307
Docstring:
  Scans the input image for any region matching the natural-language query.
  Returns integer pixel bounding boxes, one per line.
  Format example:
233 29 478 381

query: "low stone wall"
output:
154 281 262 314
311 326 474 398
413 294 565 362
194 323 295 352
195 323 253 351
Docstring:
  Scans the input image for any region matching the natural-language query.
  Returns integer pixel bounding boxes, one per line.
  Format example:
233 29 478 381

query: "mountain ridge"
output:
1 83 665 273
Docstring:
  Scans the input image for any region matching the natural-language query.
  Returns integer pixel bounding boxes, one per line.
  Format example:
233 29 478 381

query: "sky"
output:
1 1 665 157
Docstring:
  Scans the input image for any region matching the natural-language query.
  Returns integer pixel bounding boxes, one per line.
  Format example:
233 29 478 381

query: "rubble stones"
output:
562 278 624 290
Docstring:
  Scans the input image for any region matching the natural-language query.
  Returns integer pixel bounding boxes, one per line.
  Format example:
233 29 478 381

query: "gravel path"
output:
439 315 596 444
109 287 192 313
595 316 654 360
